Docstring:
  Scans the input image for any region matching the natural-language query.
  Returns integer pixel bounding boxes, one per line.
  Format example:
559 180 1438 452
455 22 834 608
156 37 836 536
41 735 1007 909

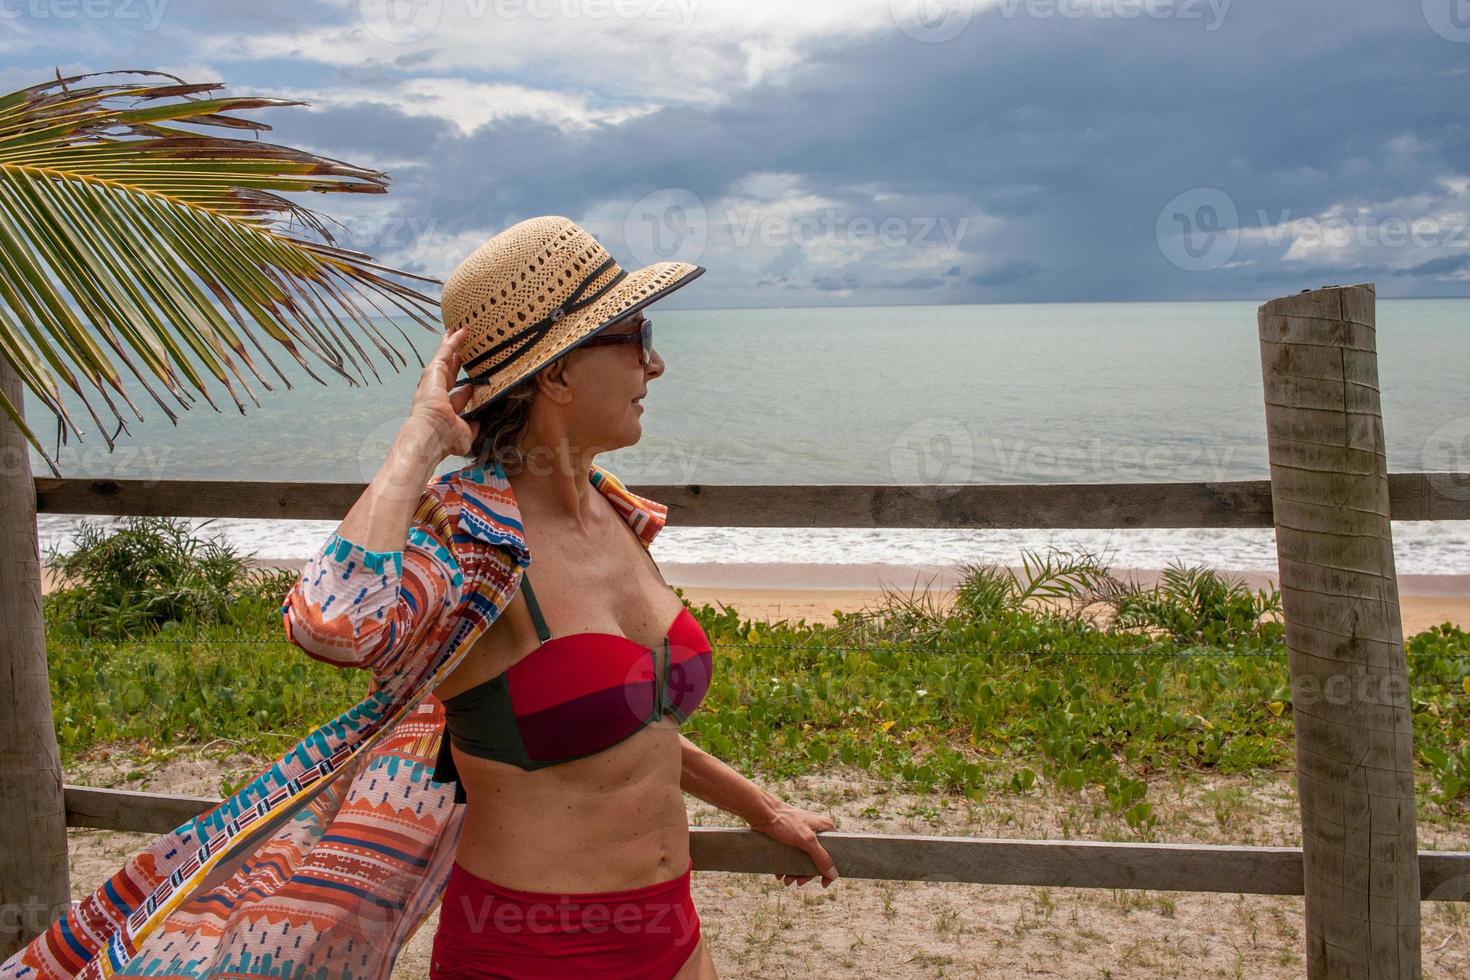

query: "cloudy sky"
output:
4 0 1468 306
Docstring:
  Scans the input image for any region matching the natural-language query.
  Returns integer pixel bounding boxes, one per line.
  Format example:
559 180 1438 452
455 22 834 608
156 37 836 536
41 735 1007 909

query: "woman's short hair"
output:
467 377 534 469
466 354 565 469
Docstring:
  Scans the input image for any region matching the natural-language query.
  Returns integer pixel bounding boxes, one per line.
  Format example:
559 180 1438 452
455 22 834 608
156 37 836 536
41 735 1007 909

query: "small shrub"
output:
44 516 292 641
1099 562 1282 647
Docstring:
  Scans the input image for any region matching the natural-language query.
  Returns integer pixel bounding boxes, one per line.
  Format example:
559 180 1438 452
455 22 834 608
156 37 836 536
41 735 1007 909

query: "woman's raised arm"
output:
335 328 478 549
280 328 482 675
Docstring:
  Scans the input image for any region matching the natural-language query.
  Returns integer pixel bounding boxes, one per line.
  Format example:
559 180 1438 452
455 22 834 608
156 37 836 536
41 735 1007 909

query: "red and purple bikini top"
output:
431 570 714 798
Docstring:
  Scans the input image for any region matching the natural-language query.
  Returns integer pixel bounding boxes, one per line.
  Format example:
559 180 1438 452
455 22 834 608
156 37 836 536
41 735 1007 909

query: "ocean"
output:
29 299 1470 577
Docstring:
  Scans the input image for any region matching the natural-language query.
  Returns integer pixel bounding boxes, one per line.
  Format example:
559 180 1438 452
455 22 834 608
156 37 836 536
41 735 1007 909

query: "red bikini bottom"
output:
429 859 702 979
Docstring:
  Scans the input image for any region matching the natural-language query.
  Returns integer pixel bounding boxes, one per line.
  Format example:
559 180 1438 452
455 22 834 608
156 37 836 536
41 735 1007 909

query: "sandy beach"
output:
664 562 1470 637
672 586 1470 638
40 561 1470 637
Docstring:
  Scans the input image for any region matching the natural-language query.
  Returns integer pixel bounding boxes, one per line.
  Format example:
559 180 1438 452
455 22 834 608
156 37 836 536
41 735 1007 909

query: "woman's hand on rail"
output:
748 802 839 889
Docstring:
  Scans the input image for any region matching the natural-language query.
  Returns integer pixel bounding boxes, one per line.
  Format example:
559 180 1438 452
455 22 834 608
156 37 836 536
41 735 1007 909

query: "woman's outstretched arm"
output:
678 734 840 887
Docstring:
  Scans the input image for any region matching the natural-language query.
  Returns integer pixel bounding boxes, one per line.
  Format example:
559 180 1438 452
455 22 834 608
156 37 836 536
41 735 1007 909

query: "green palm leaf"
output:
0 68 443 476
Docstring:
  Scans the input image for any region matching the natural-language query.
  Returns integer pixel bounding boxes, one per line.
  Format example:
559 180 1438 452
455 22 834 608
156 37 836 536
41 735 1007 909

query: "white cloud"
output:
258 77 660 134
1240 181 1470 275
575 171 989 306
151 62 225 84
206 0 910 114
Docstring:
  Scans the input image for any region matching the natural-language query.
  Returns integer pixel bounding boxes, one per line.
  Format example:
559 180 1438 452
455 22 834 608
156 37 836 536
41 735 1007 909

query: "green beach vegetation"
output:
45 517 1470 823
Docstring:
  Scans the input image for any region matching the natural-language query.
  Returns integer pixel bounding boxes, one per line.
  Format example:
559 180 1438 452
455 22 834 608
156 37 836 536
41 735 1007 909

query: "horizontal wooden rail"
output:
33 472 1470 527
63 786 1469 900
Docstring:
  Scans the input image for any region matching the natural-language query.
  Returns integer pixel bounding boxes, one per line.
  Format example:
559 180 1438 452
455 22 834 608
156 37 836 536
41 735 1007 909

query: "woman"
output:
336 216 840 978
0 216 836 980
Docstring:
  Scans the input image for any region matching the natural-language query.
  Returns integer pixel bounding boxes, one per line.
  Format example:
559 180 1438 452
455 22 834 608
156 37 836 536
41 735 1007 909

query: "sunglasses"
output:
577 315 654 368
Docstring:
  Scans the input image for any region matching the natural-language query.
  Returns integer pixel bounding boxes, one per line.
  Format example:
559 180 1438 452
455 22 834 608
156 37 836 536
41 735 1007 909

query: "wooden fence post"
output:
1258 282 1421 978
0 358 70 958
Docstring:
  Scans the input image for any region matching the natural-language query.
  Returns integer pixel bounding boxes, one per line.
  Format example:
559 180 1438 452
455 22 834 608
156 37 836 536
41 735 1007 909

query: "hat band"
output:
458 255 627 387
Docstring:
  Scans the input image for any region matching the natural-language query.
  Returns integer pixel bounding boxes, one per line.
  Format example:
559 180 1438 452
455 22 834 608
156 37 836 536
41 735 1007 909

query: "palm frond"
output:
0 68 443 475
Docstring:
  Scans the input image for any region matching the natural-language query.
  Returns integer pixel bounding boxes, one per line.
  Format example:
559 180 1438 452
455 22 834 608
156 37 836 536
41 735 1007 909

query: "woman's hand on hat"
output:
405 327 480 459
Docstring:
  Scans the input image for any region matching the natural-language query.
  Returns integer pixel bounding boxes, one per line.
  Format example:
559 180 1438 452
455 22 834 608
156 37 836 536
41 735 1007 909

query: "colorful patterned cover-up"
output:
2 459 669 980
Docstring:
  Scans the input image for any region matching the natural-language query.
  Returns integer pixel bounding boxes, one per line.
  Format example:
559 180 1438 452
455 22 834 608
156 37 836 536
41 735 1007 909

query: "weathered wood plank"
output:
60 786 1468 900
64 785 219 835
34 474 1469 528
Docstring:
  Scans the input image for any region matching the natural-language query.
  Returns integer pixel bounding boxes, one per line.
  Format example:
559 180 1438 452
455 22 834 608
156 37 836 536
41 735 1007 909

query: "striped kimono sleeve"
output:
280 492 464 678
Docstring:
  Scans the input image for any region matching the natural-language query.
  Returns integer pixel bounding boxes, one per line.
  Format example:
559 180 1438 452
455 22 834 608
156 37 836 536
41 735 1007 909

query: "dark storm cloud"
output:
272 0 1465 304
14 0 1464 304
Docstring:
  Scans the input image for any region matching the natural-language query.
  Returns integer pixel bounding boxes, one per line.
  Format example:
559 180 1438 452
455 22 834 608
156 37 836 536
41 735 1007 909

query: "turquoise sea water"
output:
28 299 1470 573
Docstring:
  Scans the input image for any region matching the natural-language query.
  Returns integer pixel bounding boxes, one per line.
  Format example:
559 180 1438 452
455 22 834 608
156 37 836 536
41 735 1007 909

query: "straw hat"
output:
443 216 705 416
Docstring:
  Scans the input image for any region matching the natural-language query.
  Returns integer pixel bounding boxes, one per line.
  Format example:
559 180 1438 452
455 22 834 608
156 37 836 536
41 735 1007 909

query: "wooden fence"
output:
40 470 1470 906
